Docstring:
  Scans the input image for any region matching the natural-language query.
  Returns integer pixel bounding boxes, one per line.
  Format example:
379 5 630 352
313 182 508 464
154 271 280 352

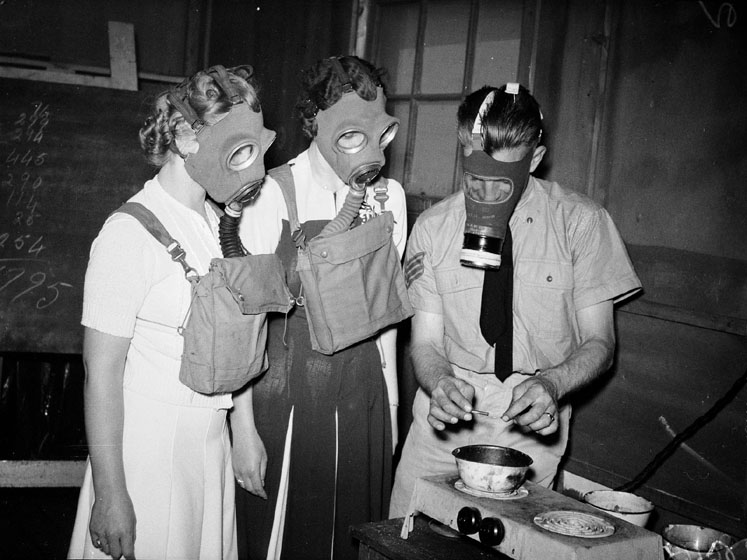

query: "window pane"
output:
375 2 419 95
410 101 460 198
421 1 470 94
471 0 523 90
383 100 410 185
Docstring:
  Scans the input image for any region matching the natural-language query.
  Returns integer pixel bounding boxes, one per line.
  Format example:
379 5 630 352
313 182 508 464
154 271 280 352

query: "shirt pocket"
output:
434 267 482 329
515 259 574 338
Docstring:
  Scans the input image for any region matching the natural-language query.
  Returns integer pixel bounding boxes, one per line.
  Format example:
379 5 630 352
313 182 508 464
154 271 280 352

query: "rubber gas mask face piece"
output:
461 148 532 268
185 103 276 205
314 87 399 191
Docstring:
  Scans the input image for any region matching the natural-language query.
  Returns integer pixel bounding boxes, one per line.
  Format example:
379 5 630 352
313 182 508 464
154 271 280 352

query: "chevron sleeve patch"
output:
404 251 425 288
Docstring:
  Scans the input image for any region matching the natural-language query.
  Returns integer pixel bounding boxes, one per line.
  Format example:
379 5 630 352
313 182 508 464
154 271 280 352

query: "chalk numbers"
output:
1 100 73 310
5 101 48 224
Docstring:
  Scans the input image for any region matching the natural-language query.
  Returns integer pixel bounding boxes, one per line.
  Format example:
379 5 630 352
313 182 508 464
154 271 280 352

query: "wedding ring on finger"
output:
543 411 555 422
94 539 102 548
236 478 245 487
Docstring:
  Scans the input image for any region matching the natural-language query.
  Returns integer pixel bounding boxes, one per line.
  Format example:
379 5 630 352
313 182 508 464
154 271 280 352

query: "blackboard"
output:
0 78 158 353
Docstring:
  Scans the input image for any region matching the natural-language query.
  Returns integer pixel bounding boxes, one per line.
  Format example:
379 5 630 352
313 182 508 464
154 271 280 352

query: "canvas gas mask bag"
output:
114 202 292 394
269 165 413 355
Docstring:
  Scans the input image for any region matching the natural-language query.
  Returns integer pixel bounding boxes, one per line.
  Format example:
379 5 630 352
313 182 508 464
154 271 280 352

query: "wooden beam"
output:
184 0 204 75
352 0 371 57
619 299 747 337
0 67 113 88
0 21 139 91
0 460 86 488
108 21 138 91
518 0 542 90
0 56 184 85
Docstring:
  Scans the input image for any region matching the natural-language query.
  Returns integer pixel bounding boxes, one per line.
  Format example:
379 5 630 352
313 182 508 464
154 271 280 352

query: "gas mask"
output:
167 66 276 206
461 89 533 269
314 82 399 192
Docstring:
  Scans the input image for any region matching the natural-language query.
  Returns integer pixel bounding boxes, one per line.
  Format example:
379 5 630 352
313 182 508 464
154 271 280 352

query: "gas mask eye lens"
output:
379 122 399 148
336 130 367 154
464 173 513 203
227 143 258 171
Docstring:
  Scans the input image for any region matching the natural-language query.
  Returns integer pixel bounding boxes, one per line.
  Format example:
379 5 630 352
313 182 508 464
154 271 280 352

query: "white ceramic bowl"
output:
583 490 654 527
452 444 533 494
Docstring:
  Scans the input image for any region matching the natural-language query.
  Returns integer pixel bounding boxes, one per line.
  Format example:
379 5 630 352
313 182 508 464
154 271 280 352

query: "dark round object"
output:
457 506 482 534
479 517 505 547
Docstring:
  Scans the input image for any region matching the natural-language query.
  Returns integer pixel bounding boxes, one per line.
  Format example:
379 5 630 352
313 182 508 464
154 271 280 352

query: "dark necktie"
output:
479 226 513 381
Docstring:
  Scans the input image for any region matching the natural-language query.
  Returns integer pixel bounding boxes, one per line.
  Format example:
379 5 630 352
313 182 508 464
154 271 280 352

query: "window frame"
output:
358 0 541 204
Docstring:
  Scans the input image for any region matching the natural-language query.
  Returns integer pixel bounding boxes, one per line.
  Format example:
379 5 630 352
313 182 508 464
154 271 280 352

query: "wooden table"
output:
351 516 511 560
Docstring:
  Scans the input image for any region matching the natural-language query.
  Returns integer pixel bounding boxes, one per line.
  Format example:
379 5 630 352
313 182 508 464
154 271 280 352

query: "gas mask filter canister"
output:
461 87 533 269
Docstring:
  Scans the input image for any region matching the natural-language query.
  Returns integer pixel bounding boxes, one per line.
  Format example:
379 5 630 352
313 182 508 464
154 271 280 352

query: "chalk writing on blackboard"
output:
1 101 74 310
699 2 737 29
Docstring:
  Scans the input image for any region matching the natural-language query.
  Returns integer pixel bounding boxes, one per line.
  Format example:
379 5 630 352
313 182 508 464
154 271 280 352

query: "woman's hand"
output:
89 491 136 560
233 429 268 499
82 328 134 559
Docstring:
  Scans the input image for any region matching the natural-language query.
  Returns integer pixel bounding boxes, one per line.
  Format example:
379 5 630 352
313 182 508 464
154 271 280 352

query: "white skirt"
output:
68 388 237 560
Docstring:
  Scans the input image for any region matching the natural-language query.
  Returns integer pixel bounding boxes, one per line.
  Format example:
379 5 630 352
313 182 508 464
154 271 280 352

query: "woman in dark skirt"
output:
232 55 407 560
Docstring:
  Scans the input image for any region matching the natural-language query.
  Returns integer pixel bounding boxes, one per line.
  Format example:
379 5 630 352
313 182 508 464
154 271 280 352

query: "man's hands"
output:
427 376 476 430
426 372 560 436
501 375 559 436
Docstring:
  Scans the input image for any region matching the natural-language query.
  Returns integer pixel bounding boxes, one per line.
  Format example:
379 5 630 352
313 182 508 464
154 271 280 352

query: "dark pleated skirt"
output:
236 220 392 560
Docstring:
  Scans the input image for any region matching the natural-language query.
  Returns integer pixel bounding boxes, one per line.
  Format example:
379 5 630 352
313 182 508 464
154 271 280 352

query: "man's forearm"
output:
410 342 454 396
539 336 614 403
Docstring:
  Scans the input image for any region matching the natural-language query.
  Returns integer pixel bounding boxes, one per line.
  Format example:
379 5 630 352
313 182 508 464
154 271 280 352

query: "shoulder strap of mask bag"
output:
111 201 289 394
114 202 199 283
268 164 306 249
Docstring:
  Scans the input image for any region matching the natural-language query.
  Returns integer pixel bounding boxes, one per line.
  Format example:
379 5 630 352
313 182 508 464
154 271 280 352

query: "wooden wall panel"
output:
566 310 746 536
534 0 747 537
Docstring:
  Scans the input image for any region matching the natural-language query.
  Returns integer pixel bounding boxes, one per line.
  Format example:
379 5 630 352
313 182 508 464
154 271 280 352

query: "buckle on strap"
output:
373 182 389 211
166 241 198 280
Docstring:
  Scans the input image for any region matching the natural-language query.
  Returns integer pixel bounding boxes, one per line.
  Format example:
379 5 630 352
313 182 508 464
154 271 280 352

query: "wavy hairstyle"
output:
295 55 388 139
139 65 260 167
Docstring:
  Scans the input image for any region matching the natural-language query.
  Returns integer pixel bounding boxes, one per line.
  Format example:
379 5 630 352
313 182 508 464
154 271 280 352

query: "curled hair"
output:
457 84 543 153
139 65 261 167
295 55 388 139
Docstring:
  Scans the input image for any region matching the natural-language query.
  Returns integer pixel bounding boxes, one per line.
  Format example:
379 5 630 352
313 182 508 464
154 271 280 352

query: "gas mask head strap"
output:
167 89 205 133
166 64 249 135
208 64 245 106
329 57 355 95
471 89 497 148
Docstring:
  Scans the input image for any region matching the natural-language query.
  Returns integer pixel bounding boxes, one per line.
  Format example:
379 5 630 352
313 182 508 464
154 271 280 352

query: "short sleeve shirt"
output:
82 178 232 409
404 177 641 374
